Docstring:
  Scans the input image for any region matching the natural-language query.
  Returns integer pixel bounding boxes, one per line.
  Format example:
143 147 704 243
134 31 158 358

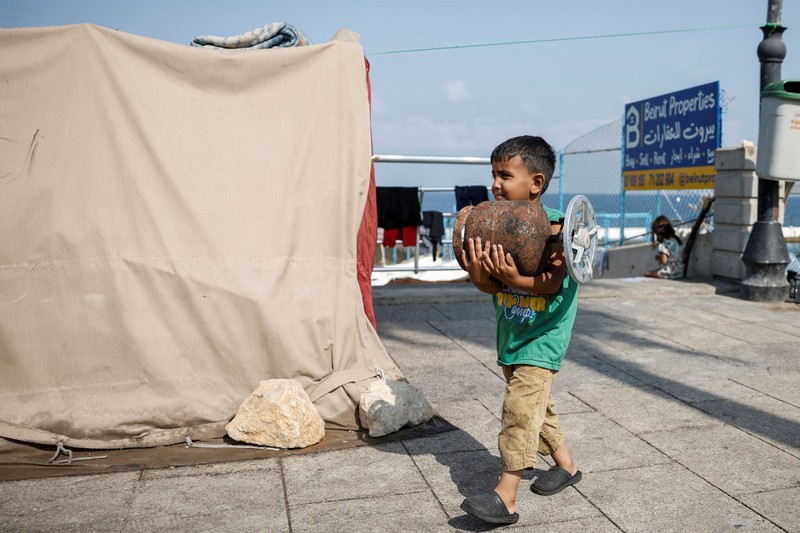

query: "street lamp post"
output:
740 0 790 301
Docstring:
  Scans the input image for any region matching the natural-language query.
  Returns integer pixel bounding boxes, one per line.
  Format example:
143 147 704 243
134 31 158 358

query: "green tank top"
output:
493 204 579 370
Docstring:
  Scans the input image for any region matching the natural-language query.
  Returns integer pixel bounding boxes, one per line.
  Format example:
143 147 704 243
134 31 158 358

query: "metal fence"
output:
372 156 489 273
554 118 714 247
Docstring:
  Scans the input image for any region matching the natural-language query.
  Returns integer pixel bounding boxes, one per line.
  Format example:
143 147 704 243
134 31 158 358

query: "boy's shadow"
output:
375 416 544 531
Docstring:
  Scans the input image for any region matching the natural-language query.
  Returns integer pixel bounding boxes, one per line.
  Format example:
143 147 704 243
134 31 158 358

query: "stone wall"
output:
712 142 785 280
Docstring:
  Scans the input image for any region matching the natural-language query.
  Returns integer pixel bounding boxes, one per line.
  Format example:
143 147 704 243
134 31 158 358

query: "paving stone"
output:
701 322 800 346
735 371 800 407
566 331 626 359
656 305 751 330
139 457 280 479
290 491 450 533
388 344 476 374
282 441 427 505
573 385 722 435
374 303 449 323
710 300 800 325
125 463 287 533
404 400 499 455
655 377 767 405
597 349 753 387
428 318 497 357
489 515 622 532
702 341 800 372
0 472 138 533
433 301 495 321
578 463 783 532
560 411 670 474
577 324 691 354
401 360 505 404
555 357 646 391
551 390 594 415
378 321 464 354
643 424 800 495
693 393 800 457
757 318 800 337
593 300 697 330
739 486 800 533
409 449 503 518
571 310 628 335
650 325 749 351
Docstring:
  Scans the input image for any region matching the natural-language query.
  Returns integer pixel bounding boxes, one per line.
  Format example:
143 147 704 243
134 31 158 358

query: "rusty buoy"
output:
452 200 552 277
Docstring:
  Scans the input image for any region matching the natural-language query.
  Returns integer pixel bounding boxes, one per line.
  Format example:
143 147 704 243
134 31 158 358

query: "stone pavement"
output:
1 277 799 532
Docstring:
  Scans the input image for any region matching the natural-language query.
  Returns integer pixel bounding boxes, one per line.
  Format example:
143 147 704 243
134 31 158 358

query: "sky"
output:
2 0 799 188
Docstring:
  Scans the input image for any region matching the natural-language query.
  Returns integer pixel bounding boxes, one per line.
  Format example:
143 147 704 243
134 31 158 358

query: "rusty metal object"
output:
452 200 551 277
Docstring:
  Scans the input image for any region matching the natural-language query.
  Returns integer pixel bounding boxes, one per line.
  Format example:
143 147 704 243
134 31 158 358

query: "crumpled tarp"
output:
191 22 311 49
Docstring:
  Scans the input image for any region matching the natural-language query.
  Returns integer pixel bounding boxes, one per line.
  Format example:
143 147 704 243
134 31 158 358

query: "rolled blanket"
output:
191 22 311 49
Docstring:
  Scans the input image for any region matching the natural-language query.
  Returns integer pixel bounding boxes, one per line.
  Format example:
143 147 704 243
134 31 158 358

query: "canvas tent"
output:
0 24 400 449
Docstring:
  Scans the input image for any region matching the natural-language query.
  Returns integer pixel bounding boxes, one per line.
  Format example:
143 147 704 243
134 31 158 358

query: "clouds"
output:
443 79 471 102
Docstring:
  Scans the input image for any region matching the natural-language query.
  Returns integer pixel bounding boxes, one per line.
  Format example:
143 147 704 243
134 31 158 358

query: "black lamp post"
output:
740 0 790 301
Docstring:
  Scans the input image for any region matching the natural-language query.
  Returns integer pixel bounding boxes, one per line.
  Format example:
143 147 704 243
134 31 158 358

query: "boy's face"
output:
490 155 545 202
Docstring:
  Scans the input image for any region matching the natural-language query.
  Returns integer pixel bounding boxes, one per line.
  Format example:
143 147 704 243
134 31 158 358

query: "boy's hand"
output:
462 237 500 294
485 238 567 296
484 244 523 288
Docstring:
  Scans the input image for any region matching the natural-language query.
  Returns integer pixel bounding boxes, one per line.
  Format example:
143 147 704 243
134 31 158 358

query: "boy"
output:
459 135 581 525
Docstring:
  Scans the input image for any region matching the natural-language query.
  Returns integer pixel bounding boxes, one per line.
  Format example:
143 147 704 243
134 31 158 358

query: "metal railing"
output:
373 155 490 274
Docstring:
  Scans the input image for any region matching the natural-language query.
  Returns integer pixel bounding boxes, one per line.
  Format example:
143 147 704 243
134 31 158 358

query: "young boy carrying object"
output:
459 135 582 525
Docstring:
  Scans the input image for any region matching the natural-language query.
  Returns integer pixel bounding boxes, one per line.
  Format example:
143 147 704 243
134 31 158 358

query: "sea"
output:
418 190 800 257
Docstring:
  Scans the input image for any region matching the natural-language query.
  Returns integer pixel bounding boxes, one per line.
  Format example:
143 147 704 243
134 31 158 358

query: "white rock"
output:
358 377 434 437
226 379 324 448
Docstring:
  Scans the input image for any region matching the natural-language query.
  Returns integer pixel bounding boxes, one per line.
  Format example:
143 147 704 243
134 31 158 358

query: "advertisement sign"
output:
623 81 721 190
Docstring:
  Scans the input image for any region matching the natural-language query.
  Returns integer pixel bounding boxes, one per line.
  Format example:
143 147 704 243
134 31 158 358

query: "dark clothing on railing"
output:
455 185 489 211
376 186 421 229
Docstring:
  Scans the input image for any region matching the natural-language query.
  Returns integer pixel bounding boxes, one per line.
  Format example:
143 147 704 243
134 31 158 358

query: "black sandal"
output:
460 491 519 524
531 466 582 496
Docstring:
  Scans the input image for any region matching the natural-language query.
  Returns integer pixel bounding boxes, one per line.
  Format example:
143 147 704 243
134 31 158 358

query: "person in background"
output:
644 215 684 279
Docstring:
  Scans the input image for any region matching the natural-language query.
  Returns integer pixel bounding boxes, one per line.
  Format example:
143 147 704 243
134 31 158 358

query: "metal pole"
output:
741 0 790 301
619 112 627 245
558 149 565 212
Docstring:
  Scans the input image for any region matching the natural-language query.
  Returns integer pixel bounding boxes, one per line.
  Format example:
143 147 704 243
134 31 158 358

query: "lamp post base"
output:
740 220 790 302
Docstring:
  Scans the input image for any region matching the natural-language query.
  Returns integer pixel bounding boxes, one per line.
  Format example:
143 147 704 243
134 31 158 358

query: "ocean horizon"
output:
416 189 800 258
418 190 800 228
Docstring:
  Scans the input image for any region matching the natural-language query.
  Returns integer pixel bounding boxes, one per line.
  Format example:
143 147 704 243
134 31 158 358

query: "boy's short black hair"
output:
491 135 556 194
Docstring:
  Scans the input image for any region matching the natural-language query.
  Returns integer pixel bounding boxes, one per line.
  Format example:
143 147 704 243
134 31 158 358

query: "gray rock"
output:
358 377 434 437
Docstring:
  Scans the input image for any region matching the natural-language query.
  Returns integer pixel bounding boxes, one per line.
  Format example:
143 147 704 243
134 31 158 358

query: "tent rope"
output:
46 441 107 465
184 436 279 451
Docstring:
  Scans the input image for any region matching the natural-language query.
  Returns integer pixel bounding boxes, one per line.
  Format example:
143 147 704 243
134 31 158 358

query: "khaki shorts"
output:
498 364 564 472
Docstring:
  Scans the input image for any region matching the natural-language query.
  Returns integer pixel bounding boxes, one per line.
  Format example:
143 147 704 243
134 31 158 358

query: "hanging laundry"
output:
382 227 417 248
376 187 421 228
376 187 421 248
421 211 445 261
455 185 489 211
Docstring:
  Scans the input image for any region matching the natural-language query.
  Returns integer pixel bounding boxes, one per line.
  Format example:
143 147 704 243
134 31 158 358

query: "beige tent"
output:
0 24 400 449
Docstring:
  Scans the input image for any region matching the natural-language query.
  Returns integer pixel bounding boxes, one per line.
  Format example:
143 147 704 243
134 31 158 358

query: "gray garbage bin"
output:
756 80 800 182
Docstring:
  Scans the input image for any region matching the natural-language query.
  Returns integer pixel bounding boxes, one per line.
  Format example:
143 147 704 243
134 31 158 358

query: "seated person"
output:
644 215 684 279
